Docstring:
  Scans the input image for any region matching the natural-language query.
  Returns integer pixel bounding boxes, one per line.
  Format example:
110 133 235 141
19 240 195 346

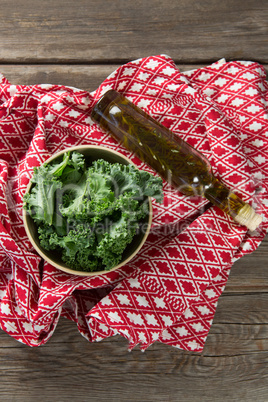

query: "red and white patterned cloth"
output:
0 55 267 352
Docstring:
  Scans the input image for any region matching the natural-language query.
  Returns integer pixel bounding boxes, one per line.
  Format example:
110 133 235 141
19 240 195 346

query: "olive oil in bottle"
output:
91 90 262 231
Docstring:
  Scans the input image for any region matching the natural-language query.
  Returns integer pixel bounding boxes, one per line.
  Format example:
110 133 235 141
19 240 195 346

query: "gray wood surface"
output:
0 1 268 401
0 0 268 64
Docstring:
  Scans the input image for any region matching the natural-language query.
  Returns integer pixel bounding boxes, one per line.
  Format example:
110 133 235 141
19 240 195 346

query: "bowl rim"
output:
22 145 153 277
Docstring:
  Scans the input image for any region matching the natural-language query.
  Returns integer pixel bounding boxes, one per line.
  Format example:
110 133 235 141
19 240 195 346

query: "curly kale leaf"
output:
94 192 149 270
60 151 86 184
59 172 90 220
24 151 85 226
23 165 62 226
38 222 99 272
89 159 164 203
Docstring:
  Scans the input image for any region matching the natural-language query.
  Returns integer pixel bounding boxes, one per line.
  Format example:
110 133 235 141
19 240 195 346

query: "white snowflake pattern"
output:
146 88 158 96
117 81 127 90
231 98 245 107
251 139 264 147
161 66 176 76
217 94 229 103
249 121 263 132
41 94 53 103
241 72 256 80
161 329 172 340
203 88 216 97
129 83 143 93
197 72 212 82
153 77 166 85
167 83 181 91
226 66 240 75
120 328 130 337
191 322 205 332
122 67 136 77
246 104 261 114
183 309 194 319
244 87 258 96
0 288 7 300
152 332 160 341
138 331 147 343
84 116 93 125
107 311 123 323
137 98 151 109
127 278 142 288
68 110 80 118
204 289 216 299
81 96 91 105
7 85 18 97
39 84 54 89
98 323 110 333
239 115 247 123
197 305 211 315
116 294 131 305
187 340 200 350
175 326 188 336
22 321 33 333
126 312 145 325
161 315 173 327
100 85 113 96
257 82 266 92
153 297 166 309
214 77 227 87
145 314 158 326
254 155 266 164
135 295 149 307
45 112 56 122
59 120 69 128
145 59 160 70
65 96 75 103
229 82 243 91
138 72 150 81
184 86 195 95
51 102 65 111
1 303 11 315
33 323 47 332
3 320 18 333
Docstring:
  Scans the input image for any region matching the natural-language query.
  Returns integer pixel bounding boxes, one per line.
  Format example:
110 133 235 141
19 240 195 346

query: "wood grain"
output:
0 0 267 64
0 62 266 92
0 64 204 90
0 0 268 400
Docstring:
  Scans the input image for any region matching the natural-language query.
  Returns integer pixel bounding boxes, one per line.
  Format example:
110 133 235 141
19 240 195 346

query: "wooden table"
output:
0 1 267 400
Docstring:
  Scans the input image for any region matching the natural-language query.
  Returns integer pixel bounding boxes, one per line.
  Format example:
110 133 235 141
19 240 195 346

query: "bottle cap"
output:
234 204 262 231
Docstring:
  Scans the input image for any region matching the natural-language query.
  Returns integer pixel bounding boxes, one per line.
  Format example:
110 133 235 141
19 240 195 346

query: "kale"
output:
24 151 163 272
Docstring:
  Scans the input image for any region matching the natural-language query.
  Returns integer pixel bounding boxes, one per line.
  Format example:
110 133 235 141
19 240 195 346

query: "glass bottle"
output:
91 89 262 231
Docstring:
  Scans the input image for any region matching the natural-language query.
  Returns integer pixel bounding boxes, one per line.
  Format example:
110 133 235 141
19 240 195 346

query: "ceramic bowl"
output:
23 145 152 276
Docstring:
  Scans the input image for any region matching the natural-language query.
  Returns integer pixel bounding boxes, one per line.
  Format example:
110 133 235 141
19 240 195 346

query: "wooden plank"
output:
0 64 204 90
0 0 267 64
0 292 267 401
0 63 267 91
0 62 267 91
0 64 121 92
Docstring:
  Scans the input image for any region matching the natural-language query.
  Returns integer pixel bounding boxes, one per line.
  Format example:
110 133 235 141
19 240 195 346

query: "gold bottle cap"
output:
234 204 262 231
